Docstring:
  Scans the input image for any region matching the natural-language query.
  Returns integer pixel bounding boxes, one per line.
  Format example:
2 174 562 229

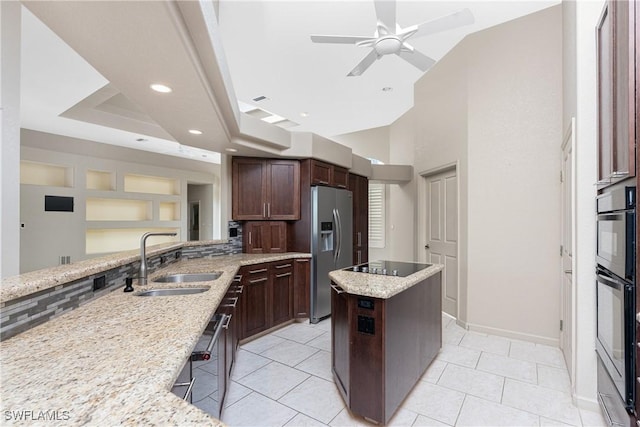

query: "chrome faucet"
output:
139 232 177 286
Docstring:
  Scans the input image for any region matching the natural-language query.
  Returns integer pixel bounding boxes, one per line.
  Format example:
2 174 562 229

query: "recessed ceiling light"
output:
300 112 309 118
382 87 393 92
225 148 238 153
150 83 172 93
188 129 203 135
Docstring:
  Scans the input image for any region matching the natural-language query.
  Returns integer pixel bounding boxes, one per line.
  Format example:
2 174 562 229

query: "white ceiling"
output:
20 0 559 157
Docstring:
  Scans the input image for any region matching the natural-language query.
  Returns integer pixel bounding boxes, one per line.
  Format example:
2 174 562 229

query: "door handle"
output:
425 244 430 249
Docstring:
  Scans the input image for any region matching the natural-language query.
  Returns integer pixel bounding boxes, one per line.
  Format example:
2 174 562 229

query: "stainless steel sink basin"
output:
154 272 222 283
136 286 211 297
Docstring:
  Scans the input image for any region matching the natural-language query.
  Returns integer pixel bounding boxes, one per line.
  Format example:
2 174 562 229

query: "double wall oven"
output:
596 183 636 425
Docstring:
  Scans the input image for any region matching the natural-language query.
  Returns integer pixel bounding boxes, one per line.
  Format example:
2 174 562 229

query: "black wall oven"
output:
596 184 636 421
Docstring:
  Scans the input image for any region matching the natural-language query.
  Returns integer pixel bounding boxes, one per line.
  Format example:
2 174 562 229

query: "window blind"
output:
368 183 385 248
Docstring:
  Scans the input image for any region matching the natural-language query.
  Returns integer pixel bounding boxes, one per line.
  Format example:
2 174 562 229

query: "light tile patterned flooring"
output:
192 314 607 426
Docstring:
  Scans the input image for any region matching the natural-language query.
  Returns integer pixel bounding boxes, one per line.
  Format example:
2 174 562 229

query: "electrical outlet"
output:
175 251 181 260
160 255 167 265
93 275 106 292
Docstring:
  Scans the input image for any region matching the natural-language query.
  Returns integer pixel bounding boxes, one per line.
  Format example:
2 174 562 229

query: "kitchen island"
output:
328 261 443 424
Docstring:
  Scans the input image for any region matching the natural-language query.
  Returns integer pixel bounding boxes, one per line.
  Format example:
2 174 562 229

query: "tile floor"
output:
189 314 608 426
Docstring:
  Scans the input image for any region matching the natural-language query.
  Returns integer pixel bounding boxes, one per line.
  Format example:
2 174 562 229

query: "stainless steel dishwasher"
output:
172 313 229 419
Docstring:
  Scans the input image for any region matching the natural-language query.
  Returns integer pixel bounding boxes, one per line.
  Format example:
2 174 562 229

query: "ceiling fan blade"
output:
374 0 396 34
411 8 474 39
347 50 379 77
310 35 373 44
397 49 436 72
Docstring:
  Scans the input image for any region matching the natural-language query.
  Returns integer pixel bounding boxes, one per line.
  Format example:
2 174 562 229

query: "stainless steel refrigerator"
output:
310 186 353 323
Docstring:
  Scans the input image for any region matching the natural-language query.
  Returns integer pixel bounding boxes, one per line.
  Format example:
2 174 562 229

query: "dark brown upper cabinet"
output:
232 157 300 220
244 221 287 254
310 159 348 189
348 173 369 265
597 0 637 188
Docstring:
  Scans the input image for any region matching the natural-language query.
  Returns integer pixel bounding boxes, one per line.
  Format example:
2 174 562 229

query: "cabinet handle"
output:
248 232 252 245
222 297 239 308
222 314 232 329
357 250 361 264
267 203 271 218
232 285 244 294
173 377 196 401
317 179 329 185
612 171 629 177
296 259 310 263
276 272 292 278
250 277 268 284
275 263 292 269
330 283 345 294
263 203 267 218
233 275 242 282
249 268 268 274
357 232 361 247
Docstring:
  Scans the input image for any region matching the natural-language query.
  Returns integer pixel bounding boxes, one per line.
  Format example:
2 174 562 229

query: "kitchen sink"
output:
136 286 211 297
153 272 222 283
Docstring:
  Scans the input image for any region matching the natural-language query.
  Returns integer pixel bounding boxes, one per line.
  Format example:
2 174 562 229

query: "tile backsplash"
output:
0 222 244 341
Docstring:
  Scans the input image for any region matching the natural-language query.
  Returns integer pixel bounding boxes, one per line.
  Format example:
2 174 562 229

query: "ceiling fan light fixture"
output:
374 36 402 55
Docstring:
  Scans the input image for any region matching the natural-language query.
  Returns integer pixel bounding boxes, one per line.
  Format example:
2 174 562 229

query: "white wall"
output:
19 130 220 273
1 2 21 279
333 126 390 164
567 0 604 410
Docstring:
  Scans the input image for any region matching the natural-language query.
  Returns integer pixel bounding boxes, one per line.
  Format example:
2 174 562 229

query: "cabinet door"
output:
331 282 350 401
294 258 310 318
271 261 294 326
349 173 369 264
232 158 267 220
310 160 332 186
245 222 268 254
333 166 349 189
245 222 287 253
241 264 270 338
266 222 287 252
612 0 635 179
267 160 300 220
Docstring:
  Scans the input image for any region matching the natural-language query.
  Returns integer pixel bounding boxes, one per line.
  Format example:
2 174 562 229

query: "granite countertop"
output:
0 252 310 426
328 262 444 299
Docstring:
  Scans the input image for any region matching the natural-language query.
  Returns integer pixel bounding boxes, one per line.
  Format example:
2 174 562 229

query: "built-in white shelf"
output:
159 201 181 221
124 174 180 195
86 170 115 191
86 198 152 221
20 161 73 187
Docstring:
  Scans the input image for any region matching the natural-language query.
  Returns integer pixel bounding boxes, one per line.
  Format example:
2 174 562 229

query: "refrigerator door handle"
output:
336 208 342 261
332 208 340 264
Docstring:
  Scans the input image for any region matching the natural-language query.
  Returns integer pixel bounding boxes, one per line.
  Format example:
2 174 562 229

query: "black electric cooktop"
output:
346 260 432 277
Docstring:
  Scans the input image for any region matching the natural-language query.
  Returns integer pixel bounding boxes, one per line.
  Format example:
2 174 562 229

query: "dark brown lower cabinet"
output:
240 263 270 339
271 260 294 327
331 272 442 424
294 259 310 318
239 257 311 341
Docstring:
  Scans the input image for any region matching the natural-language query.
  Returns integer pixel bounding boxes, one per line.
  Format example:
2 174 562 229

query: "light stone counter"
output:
0 252 310 426
328 262 444 299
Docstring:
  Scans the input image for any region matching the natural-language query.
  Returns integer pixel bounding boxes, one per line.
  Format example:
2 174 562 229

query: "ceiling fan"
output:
310 0 474 76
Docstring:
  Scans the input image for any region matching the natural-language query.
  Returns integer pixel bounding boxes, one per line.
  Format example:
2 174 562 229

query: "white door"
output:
560 119 575 381
424 169 458 317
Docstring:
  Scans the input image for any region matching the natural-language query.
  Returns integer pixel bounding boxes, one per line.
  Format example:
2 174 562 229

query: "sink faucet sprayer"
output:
139 232 177 286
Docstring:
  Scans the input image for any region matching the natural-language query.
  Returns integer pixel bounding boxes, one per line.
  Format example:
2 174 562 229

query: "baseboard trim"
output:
464 321 559 347
574 395 601 413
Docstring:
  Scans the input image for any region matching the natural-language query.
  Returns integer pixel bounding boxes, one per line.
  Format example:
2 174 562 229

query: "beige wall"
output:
333 126 390 164
342 6 564 345
464 7 562 343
